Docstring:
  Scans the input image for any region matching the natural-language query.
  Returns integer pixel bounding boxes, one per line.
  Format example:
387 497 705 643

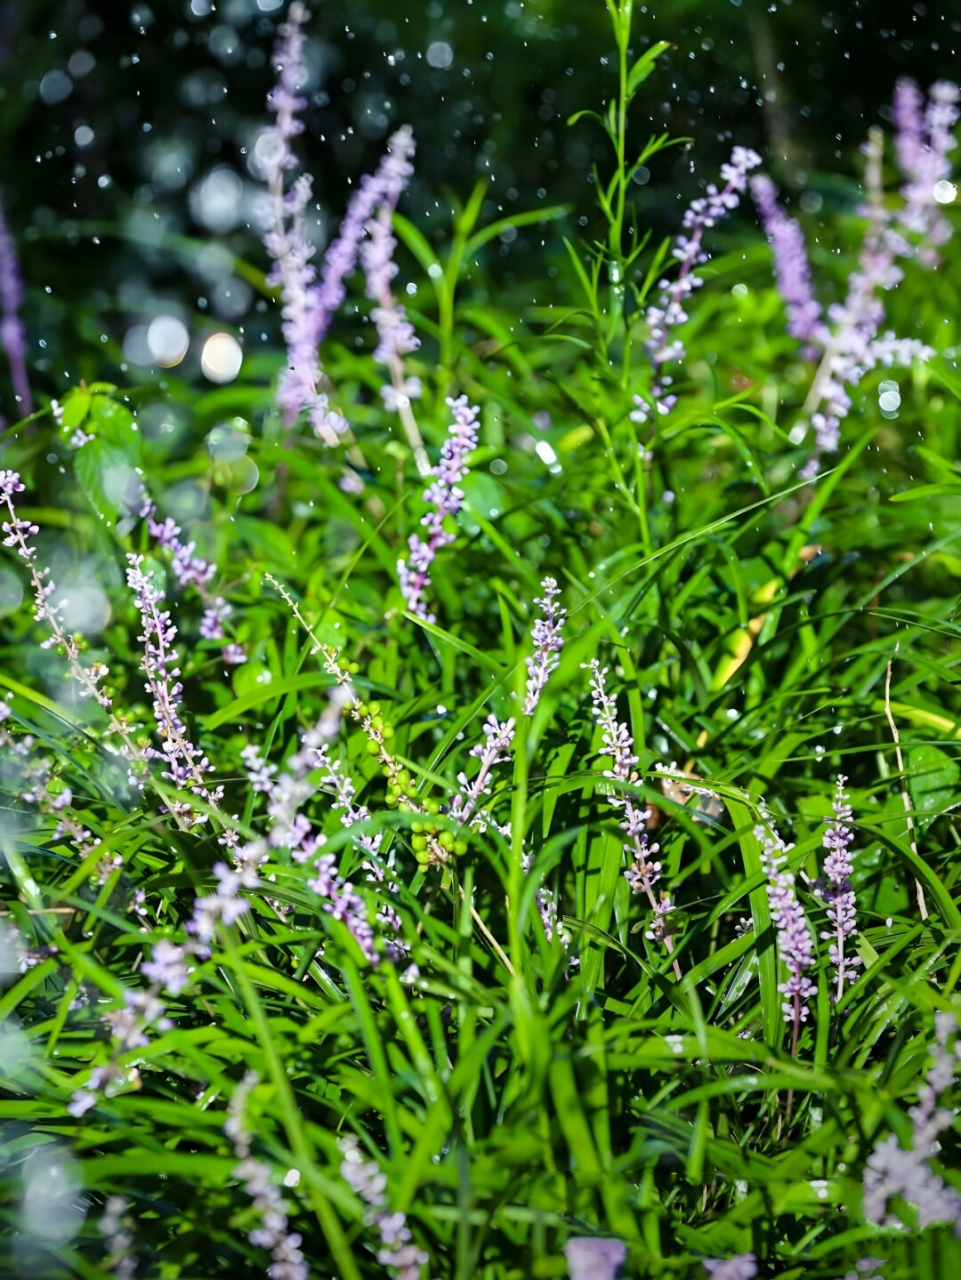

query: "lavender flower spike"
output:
863 1012 961 1234
893 78 960 258
397 394 480 622
587 660 681 977
227 1072 309 1280
564 1237 627 1280
523 576 565 716
315 125 417 345
631 145 761 429
820 774 860 1002
340 1136 429 1279
703 1256 758 1280
757 821 817 1047
126 554 223 820
260 2 346 444
750 173 827 350
0 195 32 417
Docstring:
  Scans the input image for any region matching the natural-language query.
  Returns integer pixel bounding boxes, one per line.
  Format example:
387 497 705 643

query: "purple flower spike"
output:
260 2 347 445
313 125 417 346
523 576 566 716
397 394 480 622
340 1137 429 1279
564 1237 627 1280
820 775 860 1001
703 1255 758 1280
893 77 959 257
0 196 32 417
126 554 223 821
587 660 681 974
864 1012 961 1234
631 146 761 429
750 173 827 351
757 820 817 1044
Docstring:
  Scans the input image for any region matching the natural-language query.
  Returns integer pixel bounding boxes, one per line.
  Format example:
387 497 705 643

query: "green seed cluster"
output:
354 700 467 866
354 700 396 755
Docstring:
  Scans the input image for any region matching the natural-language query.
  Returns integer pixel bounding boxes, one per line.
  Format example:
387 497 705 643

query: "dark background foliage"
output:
1 0 958 414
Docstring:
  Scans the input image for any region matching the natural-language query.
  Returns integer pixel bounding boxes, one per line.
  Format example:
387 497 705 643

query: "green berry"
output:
415 847 430 865
454 840 468 856
411 822 423 834
439 831 455 852
365 740 380 756
411 835 427 852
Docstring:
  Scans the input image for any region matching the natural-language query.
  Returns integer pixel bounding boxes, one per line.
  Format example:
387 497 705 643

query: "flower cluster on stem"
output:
397 394 480 622
340 1136 428 1279
98 1195 138 1279
126 554 223 821
523 576 566 716
757 821 816 1050
141 498 246 666
188 860 260 951
226 1070 309 1280
892 78 960 259
2 471 143 778
67 986 172 1117
750 173 827 352
703 1256 758 1280
313 127 415 347
0 194 32 417
863 1012 961 1234
631 146 761 429
586 660 681 977
260 1 345 444
819 774 860 1002
357 130 425 421
449 712 515 836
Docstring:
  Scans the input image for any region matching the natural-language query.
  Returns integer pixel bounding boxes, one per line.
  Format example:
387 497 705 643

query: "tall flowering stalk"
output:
892 78 960 259
314 126 417 345
126 554 223 820
798 127 934 475
449 712 516 834
749 174 826 351
1 471 144 781
359 127 429 473
631 146 762 428
141 498 246 666
260 1 346 444
339 1136 428 1279
260 4 422 458
703 1256 758 1280
98 1195 138 1279
751 80 957 476
67 986 172 1117
863 1012 961 1233
523 577 565 716
226 1071 309 1280
0 194 32 417
397 394 480 622
820 775 860 1002
757 821 816 1056
587 660 681 978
